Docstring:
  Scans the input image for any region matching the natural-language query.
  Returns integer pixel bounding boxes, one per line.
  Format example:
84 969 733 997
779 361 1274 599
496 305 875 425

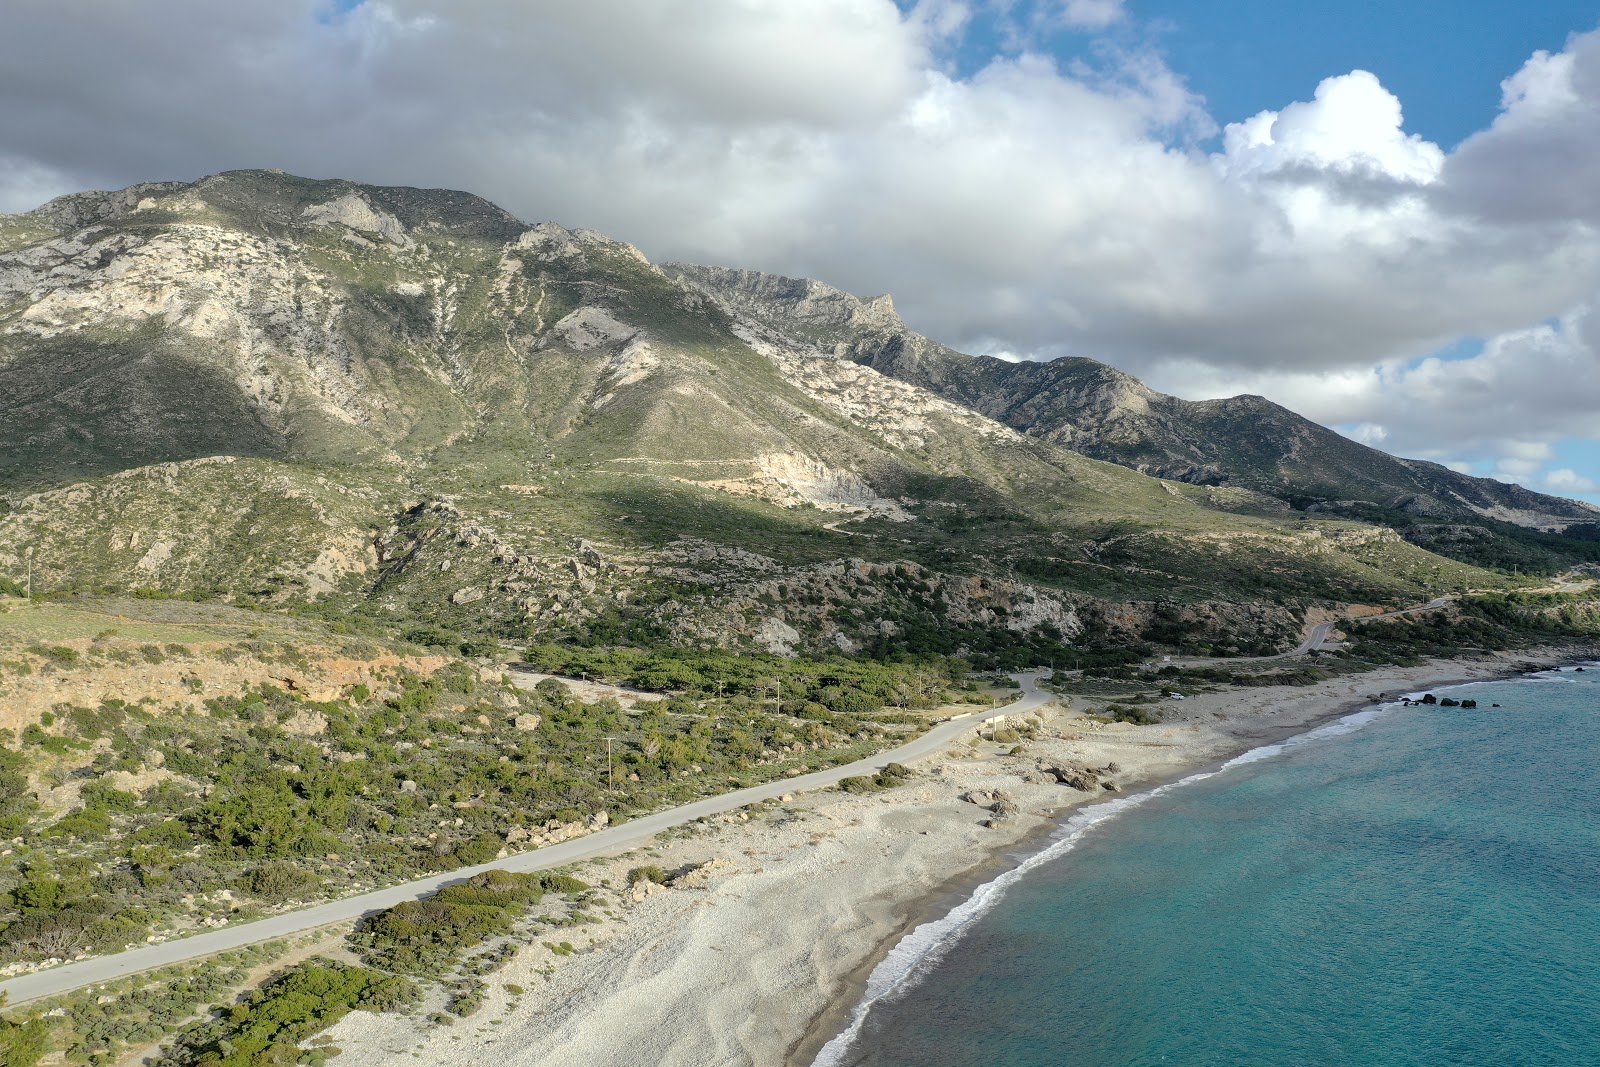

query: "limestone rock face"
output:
302 193 412 247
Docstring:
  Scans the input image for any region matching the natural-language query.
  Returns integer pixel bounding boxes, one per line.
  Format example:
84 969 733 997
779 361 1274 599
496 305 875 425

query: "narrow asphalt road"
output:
0 674 1050 1005
1170 596 1454 667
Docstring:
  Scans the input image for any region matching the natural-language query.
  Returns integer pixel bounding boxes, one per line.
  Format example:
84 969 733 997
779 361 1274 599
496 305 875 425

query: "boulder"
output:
1044 765 1100 792
667 858 729 889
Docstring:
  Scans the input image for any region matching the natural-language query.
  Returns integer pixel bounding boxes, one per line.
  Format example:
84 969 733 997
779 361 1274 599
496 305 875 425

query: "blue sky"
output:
934 0 1599 144
1125 0 1596 145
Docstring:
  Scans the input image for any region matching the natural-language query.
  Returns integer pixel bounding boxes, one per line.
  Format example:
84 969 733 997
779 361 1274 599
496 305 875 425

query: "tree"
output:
0 1009 50 1067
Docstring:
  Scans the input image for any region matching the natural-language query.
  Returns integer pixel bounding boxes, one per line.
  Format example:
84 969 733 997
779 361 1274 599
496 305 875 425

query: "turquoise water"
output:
820 666 1600 1067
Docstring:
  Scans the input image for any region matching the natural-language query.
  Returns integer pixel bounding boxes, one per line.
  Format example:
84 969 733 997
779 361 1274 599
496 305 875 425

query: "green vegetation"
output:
522 644 968 711
352 870 585 975
1341 593 1600 665
154 960 418 1067
1 947 282 1066
627 865 668 886
838 761 915 794
0 658 917 967
0 1009 50 1067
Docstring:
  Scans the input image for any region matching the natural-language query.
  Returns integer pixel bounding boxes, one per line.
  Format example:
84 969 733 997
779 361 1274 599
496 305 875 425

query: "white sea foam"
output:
811 703 1401 1066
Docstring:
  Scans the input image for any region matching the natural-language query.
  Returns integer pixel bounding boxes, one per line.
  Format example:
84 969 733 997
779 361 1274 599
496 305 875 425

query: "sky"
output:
3 0 1599 502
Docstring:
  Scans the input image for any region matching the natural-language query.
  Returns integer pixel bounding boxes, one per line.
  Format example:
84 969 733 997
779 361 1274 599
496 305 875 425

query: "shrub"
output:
243 861 322 902
156 960 417 1066
537 873 591 895
451 834 505 867
1103 704 1161 725
627 865 667 886
0 1012 51 1067
353 870 548 974
46 806 113 840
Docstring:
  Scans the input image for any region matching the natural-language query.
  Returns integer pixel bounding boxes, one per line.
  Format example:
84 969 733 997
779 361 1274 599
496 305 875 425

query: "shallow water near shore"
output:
822 666 1600 1067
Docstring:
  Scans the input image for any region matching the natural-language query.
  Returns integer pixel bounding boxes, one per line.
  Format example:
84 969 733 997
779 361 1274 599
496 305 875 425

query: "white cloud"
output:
1444 27 1600 225
1545 468 1600 493
1219 70 1443 185
1054 0 1126 29
1344 423 1388 445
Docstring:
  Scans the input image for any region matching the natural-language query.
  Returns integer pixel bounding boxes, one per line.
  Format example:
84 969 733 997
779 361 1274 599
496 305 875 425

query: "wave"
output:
810 702 1402 1066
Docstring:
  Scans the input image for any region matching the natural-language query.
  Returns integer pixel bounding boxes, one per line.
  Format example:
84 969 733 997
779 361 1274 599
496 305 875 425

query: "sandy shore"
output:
325 649 1590 1067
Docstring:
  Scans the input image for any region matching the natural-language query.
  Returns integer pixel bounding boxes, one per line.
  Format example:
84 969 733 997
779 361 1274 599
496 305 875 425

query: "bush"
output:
1102 704 1161 726
243 861 322 902
536 873 591 895
46 806 113 840
156 960 417 1067
0 1012 51 1067
353 870 550 974
450 834 505 867
627 865 667 886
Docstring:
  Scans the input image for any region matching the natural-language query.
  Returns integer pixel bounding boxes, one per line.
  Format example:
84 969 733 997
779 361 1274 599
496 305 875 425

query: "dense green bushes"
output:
0 1009 50 1067
0 742 34 837
242 861 322 902
1343 593 1600 664
155 961 419 1067
839 761 915 794
352 870 587 975
522 645 961 711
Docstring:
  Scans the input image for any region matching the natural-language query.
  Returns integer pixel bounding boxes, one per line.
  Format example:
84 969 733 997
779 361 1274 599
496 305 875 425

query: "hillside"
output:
668 264 1600 574
0 170 1546 663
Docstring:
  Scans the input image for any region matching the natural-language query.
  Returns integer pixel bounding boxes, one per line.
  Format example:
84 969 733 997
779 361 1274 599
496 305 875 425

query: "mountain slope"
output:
667 264 1600 573
0 171 1536 661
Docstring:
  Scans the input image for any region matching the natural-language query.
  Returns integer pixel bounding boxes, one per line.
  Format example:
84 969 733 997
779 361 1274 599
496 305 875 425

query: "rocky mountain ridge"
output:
669 264 1600 544
0 170 1563 660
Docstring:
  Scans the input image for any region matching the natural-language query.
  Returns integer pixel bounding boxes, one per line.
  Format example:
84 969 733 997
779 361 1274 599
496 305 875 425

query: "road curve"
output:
1169 596 1454 668
0 675 1050 1005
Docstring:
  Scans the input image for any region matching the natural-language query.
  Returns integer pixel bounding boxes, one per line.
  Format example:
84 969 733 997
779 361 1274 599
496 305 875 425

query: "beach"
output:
325 650 1588 1067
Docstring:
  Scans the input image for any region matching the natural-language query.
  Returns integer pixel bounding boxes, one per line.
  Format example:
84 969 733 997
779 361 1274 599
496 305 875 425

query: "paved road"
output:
1277 597 1449 657
1167 596 1453 668
0 675 1049 1005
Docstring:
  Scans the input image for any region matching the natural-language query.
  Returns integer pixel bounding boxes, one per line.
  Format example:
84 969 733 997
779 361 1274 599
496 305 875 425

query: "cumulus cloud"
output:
1219 70 1443 185
0 1 1597 493
1445 29 1600 225
1545 468 1600 493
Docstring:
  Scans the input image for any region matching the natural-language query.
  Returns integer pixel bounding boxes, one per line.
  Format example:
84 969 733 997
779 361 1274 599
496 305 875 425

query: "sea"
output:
815 663 1600 1067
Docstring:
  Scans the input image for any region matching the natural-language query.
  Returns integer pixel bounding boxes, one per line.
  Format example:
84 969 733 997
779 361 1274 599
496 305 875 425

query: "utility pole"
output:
602 736 616 793
25 546 33 600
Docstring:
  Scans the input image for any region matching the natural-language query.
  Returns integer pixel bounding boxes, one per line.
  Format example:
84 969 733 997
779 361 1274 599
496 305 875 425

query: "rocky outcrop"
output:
1041 762 1121 792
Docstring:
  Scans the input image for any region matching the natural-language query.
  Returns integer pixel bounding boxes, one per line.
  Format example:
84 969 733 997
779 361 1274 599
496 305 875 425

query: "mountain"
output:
0 170 1547 662
667 264 1600 573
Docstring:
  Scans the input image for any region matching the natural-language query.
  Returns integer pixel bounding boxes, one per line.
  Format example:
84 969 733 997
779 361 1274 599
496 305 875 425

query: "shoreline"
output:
787 677 1393 1067
325 647 1596 1067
